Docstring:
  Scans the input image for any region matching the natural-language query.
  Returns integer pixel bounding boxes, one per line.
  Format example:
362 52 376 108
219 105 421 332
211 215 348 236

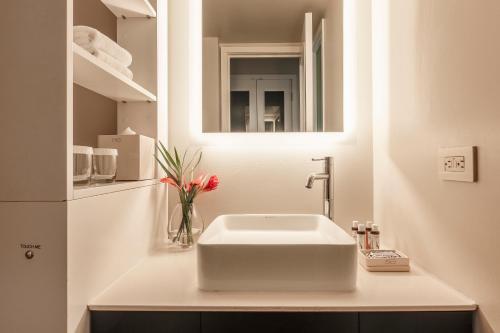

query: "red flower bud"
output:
203 175 219 192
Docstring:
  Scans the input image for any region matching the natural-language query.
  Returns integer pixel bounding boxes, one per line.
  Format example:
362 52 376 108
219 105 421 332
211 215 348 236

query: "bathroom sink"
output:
197 214 357 291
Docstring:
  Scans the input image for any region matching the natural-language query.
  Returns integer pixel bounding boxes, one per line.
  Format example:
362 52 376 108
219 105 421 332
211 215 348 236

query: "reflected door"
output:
230 78 292 133
257 80 292 132
230 79 257 132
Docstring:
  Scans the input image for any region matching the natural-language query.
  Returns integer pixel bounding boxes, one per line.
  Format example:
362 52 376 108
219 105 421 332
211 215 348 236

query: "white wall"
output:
372 1 500 332
168 0 373 232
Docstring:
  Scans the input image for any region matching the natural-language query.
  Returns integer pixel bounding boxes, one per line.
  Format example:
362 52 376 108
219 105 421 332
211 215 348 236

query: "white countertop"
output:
89 250 476 312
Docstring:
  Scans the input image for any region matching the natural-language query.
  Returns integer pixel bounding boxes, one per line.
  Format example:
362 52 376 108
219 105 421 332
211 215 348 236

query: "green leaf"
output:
155 143 205 190
192 151 203 171
181 148 188 166
159 142 180 176
156 142 183 181
156 149 172 169
155 155 177 182
156 145 179 178
156 143 168 164
183 148 202 174
154 155 167 173
157 143 172 168
174 147 181 166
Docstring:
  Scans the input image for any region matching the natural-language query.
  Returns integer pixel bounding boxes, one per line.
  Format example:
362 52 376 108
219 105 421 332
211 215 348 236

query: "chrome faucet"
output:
305 157 334 221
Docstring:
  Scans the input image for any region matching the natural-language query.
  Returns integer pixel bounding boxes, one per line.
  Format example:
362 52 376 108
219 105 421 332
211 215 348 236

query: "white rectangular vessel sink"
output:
197 214 357 291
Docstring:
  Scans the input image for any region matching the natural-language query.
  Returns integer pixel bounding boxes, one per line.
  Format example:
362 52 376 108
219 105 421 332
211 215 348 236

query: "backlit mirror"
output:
202 0 343 133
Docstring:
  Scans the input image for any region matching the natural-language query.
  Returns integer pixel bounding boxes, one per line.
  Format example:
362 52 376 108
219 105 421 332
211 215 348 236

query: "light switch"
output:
438 146 477 182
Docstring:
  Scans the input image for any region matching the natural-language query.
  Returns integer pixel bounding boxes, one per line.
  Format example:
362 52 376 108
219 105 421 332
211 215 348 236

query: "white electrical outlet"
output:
444 155 465 172
438 146 477 182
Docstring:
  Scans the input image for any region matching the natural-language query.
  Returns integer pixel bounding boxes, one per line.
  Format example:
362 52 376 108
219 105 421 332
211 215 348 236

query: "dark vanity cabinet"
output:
91 312 201 333
201 312 357 333
358 312 473 333
91 311 473 333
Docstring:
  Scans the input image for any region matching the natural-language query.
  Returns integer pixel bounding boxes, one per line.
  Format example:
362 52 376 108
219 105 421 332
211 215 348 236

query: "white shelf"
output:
73 179 159 200
101 0 156 18
73 43 156 102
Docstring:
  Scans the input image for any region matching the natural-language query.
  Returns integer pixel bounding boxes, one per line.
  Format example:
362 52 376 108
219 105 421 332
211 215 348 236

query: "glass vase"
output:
168 202 204 249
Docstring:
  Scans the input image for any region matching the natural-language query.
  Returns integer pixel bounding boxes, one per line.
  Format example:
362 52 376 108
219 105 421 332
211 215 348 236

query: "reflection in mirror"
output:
202 0 343 133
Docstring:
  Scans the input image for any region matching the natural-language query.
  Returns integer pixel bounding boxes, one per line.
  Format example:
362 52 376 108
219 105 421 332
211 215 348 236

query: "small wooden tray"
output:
359 249 410 272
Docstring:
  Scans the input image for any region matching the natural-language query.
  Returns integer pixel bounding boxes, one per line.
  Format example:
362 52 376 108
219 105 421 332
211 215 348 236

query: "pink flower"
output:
160 177 179 189
184 175 204 192
202 175 219 192
192 174 204 187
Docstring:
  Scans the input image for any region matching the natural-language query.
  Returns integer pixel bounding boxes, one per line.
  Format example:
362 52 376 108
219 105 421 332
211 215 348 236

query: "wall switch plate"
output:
438 146 477 182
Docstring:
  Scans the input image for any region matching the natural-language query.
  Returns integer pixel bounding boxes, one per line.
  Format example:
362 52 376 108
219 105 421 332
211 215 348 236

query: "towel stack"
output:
74 26 134 80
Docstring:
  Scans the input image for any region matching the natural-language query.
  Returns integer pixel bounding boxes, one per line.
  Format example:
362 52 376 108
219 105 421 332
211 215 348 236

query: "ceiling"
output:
203 0 331 43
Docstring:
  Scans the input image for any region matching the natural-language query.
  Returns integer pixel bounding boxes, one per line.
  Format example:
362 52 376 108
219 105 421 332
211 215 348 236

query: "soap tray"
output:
359 249 410 272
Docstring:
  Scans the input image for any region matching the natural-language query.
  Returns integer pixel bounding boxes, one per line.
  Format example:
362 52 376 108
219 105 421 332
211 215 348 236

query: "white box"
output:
359 249 410 272
98 134 155 181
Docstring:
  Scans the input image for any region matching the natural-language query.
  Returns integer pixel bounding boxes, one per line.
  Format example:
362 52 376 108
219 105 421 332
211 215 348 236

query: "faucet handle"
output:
312 157 334 166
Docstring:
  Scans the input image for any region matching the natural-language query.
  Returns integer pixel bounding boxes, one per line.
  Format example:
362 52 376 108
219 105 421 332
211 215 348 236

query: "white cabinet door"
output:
0 202 67 333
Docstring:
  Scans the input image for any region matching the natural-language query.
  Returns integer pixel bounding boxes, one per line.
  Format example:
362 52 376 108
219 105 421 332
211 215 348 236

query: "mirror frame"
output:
188 0 356 146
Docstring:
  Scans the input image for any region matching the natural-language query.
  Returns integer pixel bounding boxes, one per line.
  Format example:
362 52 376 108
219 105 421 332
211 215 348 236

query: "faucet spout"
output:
305 173 329 189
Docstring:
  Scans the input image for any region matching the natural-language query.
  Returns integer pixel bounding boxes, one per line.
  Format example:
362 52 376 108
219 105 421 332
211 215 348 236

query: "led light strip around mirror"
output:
188 0 357 147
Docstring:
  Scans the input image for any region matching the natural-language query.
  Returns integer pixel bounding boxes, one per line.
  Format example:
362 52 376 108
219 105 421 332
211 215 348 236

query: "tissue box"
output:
98 134 155 181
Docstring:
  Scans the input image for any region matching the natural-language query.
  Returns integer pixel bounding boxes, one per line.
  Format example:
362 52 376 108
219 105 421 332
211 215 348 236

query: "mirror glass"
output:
202 0 343 133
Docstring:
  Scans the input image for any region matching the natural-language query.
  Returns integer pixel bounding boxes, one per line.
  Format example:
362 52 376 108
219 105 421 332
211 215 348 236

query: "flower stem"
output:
173 191 194 246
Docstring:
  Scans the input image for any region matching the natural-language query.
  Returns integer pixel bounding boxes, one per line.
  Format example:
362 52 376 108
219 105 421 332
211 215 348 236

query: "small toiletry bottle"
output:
365 221 373 250
370 224 380 250
351 220 359 239
357 224 366 250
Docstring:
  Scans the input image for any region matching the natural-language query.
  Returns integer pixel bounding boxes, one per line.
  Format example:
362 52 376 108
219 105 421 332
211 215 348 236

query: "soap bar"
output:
98 134 155 181
359 249 410 272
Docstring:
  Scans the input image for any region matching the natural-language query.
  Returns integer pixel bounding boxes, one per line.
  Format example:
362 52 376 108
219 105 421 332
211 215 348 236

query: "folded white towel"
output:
92 49 133 80
73 26 132 67
76 42 133 79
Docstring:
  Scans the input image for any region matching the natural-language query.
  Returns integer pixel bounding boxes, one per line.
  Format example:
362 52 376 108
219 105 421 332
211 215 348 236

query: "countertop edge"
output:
88 304 478 312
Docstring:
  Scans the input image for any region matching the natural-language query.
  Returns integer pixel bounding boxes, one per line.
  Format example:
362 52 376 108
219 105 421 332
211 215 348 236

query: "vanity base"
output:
91 310 473 333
